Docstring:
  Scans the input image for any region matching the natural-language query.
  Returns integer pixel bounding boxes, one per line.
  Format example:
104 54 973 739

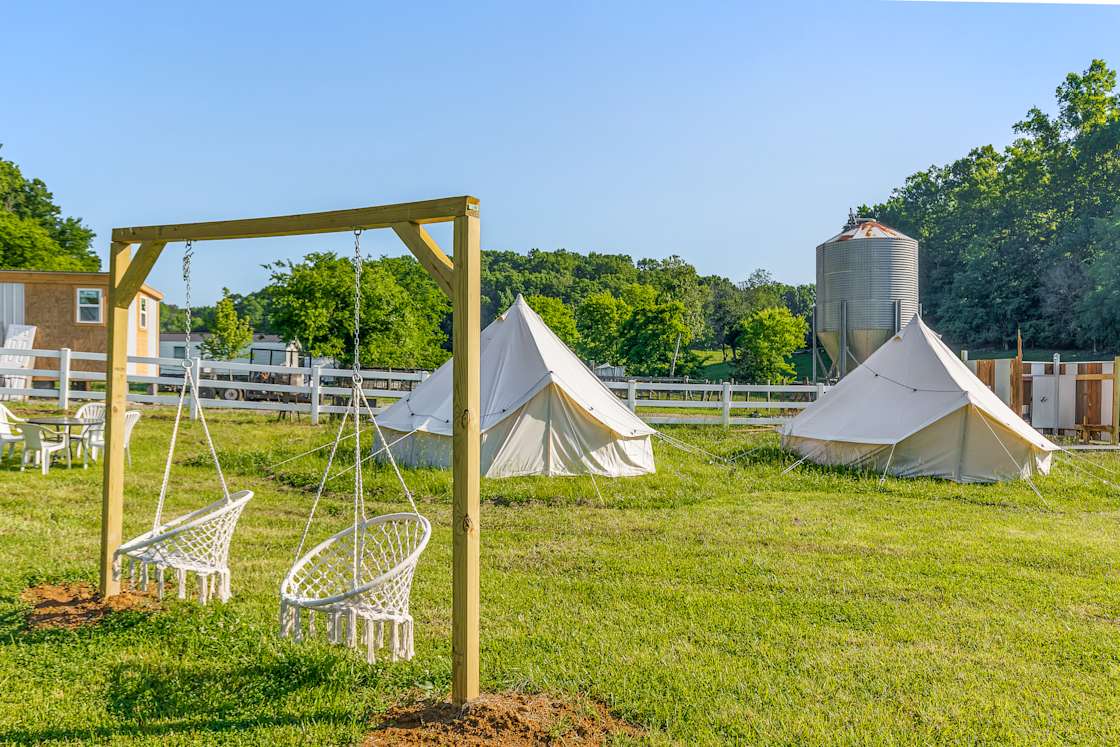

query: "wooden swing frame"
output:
101 195 481 705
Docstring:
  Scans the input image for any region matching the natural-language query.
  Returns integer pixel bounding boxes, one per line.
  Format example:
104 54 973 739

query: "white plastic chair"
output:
21 424 70 475
74 403 105 464
0 403 24 462
85 410 140 467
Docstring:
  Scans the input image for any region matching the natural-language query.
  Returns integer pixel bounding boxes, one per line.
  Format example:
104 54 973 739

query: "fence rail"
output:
0 346 827 427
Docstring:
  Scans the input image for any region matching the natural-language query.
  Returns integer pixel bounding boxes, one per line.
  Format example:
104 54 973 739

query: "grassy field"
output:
1 407 1120 744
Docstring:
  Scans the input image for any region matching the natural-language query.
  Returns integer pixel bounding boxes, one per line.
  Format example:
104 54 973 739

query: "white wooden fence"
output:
0 346 827 427
0 346 426 425
606 380 827 426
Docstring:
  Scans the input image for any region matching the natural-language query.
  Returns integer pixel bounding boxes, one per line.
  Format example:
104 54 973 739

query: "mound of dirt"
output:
366 691 643 746
21 582 160 630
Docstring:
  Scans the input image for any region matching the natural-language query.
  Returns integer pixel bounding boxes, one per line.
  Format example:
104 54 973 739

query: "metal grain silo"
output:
813 214 919 378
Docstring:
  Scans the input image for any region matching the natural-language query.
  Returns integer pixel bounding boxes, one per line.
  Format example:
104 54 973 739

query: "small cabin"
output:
0 270 162 379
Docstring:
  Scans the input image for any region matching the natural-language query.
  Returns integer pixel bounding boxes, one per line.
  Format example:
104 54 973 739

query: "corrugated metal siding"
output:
816 236 919 333
0 284 25 330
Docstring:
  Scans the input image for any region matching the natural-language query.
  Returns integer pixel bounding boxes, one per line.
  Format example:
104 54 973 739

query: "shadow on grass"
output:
0 711 352 744
104 652 340 721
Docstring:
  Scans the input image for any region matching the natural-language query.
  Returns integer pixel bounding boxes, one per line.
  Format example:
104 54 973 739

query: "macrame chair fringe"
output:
278 600 415 663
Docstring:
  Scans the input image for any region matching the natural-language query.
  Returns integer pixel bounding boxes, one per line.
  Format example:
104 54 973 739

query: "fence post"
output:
310 365 322 425
58 347 71 410
1052 352 1061 437
816 382 825 402
721 381 731 427
627 379 637 412
189 357 201 420
1113 356 1119 445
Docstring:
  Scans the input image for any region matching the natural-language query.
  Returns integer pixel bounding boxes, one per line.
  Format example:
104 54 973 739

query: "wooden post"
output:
627 379 637 412
1012 328 1024 417
1053 353 1062 437
451 212 481 706
721 381 731 427
1113 356 1119 445
100 241 132 596
310 364 322 425
58 347 71 410
189 356 202 420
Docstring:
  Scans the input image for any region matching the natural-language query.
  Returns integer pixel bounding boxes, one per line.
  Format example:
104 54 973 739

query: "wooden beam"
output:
451 212 481 706
1113 356 1119 445
112 196 479 243
392 223 454 299
100 241 133 596
114 241 167 306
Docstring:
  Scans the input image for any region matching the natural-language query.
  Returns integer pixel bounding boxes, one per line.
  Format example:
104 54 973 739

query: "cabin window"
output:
76 288 103 324
139 298 149 329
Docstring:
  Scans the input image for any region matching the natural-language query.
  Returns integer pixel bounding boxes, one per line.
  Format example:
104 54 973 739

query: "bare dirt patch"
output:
21 582 160 630
366 691 644 746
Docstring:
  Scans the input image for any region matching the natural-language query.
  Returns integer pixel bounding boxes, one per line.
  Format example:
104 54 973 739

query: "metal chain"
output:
351 228 365 586
183 241 194 345
352 229 362 380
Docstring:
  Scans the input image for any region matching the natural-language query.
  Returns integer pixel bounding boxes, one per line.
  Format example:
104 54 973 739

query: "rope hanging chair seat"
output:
117 489 254 603
114 244 253 605
280 511 430 661
278 229 431 664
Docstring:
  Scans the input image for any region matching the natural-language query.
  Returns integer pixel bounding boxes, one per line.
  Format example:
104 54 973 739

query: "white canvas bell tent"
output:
781 316 1056 483
376 295 656 478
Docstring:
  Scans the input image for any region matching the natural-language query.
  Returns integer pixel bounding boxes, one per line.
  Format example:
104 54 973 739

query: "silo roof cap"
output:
822 220 915 244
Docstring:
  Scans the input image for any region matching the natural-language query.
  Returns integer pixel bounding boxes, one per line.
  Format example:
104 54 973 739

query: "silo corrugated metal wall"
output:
815 218 919 376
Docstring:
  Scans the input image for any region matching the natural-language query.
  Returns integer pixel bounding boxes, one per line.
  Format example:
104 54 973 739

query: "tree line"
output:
869 59 1120 351
161 251 813 381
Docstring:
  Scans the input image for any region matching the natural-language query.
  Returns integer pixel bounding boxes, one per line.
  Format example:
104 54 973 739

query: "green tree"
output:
575 290 630 364
525 294 580 349
0 152 98 270
618 298 692 377
733 307 808 383
703 276 749 360
201 289 254 361
266 252 449 368
637 255 710 340
870 59 1120 350
0 212 91 270
161 302 217 333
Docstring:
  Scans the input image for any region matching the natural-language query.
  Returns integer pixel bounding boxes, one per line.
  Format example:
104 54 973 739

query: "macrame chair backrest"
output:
281 511 430 611
119 490 253 569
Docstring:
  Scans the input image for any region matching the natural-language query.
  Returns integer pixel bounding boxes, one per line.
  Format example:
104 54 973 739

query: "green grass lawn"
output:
1 407 1120 744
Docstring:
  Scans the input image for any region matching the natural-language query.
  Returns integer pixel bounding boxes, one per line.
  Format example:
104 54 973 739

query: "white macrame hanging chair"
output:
115 242 253 604
279 230 431 664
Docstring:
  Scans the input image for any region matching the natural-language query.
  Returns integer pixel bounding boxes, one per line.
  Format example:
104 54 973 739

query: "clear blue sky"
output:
4 0 1119 305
